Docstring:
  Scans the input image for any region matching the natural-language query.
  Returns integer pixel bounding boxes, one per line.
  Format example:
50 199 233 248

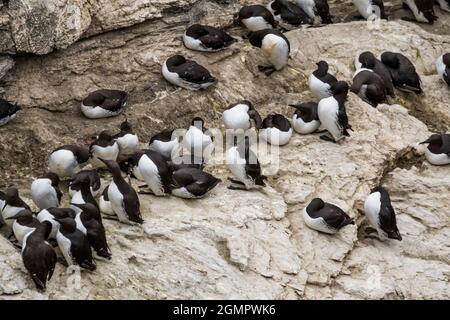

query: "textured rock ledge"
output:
0 1 449 300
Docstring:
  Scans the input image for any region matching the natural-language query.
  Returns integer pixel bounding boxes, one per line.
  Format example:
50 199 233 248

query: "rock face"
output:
0 0 449 299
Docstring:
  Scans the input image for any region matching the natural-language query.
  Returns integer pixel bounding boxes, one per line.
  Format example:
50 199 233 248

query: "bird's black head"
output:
168 55 187 67
420 134 442 146
120 120 132 132
191 117 205 128
315 61 329 76
187 24 208 37
359 51 376 69
5 187 19 202
248 30 265 48
43 172 60 186
306 198 325 213
331 81 349 96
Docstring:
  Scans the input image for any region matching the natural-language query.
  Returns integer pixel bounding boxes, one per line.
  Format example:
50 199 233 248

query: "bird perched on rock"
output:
259 113 293 146
289 102 321 134
90 130 120 168
162 55 217 90
81 89 128 119
101 159 143 224
37 207 76 239
128 150 172 196
296 0 332 24
223 100 262 132
420 134 450 165
113 120 140 162
351 68 387 107
48 145 90 178
10 209 40 247
149 129 180 160
0 99 21 127
226 136 266 190
355 51 395 98
184 117 214 160
402 0 437 24
70 174 99 213
183 24 236 52
21 221 57 291
71 203 111 260
309 61 338 99
303 198 355 234
55 217 96 270
248 29 290 76
31 172 62 211
364 186 402 241
2 187 31 228
68 169 101 197
317 81 352 142
235 5 278 31
170 167 221 199
267 0 313 26
380 52 422 94
352 0 387 20
436 53 450 87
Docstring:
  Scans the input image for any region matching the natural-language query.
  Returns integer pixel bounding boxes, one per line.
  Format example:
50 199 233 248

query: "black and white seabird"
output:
436 53 450 87
113 121 140 162
420 134 450 165
235 5 278 31
128 150 172 196
149 129 180 160
226 136 267 190
81 89 128 119
71 203 111 260
267 0 313 26
289 102 321 134
9 209 40 246
69 169 101 197
184 117 214 158
99 186 114 216
223 100 262 132
55 217 96 270
249 29 290 76
260 113 293 146
101 159 143 224
69 174 99 213
436 0 450 12
0 99 21 127
364 186 402 241
183 24 236 52
171 167 221 199
90 130 120 168
308 60 338 99
402 0 437 24
317 81 352 142
37 207 76 239
351 68 387 107
162 55 217 91
48 145 90 178
31 172 62 211
296 0 333 24
303 198 355 234
2 187 31 228
355 51 395 97
21 221 57 291
352 0 387 20
381 52 422 94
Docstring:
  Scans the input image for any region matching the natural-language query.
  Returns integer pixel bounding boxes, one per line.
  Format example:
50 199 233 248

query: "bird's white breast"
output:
56 230 73 266
48 149 79 178
292 114 321 134
31 178 58 210
309 73 332 99
260 127 292 146
150 139 179 159
81 103 120 119
13 221 36 247
139 155 164 196
242 16 272 31
303 208 337 234
261 34 289 71
37 209 59 239
223 104 251 130
424 149 450 165
364 191 382 230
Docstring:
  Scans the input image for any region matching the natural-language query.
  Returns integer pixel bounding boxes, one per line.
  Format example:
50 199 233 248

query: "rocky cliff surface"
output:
0 0 449 299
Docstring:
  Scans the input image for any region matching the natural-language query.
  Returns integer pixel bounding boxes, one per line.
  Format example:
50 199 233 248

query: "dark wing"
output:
337 103 351 135
315 0 332 23
350 73 366 94
248 109 262 129
172 169 195 187
98 98 124 112
321 204 352 229
71 232 95 270
322 73 338 85
179 61 216 84
273 114 291 131
123 192 143 224
280 3 311 25
86 220 110 256
55 186 63 204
